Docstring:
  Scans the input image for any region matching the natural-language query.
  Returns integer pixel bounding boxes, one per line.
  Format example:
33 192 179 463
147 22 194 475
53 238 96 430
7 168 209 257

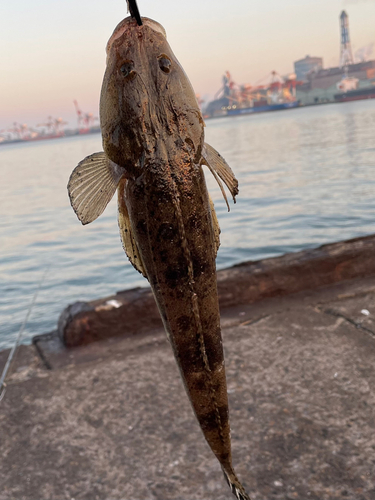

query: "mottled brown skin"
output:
119 151 232 469
100 17 203 174
101 17 248 498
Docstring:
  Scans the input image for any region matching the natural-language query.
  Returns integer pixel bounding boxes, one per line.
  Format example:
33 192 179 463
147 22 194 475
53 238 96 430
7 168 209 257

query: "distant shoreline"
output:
0 127 101 146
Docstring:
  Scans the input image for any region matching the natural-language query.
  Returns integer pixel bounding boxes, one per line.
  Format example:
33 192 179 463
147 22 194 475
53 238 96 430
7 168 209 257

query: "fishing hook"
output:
127 0 143 26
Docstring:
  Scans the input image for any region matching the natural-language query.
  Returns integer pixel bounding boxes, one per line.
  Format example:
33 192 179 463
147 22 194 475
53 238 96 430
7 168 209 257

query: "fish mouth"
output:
106 16 167 54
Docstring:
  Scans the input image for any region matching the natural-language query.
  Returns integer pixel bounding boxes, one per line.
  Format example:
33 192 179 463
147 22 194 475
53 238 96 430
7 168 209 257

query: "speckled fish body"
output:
119 150 230 464
67 17 249 500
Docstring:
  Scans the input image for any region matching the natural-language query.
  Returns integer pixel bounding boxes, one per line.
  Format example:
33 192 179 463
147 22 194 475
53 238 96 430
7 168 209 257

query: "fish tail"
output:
222 465 251 500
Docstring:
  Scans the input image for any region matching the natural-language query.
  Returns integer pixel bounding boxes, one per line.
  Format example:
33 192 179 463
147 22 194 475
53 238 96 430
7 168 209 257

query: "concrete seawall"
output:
42 233 375 349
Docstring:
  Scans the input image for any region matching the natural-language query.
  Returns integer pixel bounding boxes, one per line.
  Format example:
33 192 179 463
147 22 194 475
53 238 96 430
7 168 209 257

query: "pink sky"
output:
1 0 374 131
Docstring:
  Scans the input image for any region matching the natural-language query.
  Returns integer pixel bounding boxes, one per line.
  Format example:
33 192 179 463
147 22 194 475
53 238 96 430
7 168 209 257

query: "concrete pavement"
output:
1 275 375 500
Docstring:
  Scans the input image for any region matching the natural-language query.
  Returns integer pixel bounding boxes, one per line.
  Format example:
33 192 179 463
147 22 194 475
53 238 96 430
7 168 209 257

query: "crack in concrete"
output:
239 314 271 327
320 307 375 339
320 288 375 304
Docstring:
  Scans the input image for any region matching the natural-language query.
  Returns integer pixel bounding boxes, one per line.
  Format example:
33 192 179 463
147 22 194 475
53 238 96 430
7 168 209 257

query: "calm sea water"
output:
1 100 375 350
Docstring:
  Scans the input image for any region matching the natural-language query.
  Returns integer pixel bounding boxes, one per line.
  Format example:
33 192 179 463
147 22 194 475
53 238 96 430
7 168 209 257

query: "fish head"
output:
100 17 204 175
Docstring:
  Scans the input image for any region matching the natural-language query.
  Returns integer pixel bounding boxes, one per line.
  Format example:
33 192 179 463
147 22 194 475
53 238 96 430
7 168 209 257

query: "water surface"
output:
1 100 374 349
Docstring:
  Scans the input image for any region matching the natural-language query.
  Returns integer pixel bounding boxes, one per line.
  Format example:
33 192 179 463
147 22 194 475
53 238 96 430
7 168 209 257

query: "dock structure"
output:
0 235 375 500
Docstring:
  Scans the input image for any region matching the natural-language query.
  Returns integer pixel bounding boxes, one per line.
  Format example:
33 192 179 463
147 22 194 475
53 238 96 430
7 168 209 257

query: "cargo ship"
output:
204 71 301 119
225 100 300 116
334 74 375 102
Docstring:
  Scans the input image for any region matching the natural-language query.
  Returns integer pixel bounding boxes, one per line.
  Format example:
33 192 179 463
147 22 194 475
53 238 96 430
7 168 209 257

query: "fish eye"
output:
119 61 134 78
158 55 172 74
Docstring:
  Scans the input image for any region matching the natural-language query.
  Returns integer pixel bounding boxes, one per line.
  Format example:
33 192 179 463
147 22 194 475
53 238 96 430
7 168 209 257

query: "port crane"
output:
213 70 302 109
9 122 30 140
37 116 67 136
73 100 98 133
37 116 55 134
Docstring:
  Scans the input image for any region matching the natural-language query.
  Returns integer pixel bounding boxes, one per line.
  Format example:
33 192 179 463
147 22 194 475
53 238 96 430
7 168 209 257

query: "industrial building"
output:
294 56 323 82
296 61 375 104
296 11 375 105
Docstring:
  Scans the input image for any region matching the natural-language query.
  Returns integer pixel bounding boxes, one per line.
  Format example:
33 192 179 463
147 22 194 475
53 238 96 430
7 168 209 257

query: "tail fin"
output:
222 466 251 500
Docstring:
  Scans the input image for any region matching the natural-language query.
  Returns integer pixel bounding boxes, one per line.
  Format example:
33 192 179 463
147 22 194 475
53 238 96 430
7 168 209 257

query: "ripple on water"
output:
1 101 375 349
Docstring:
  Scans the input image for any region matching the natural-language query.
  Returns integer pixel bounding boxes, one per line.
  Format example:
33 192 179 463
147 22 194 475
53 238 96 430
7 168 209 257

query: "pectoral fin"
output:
68 152 124 225
201 143 239 212
209 195 221 257
117 178 147 278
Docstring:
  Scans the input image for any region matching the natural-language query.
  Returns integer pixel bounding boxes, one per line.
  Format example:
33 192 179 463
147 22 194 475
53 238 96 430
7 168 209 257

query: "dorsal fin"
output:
201 142 239 212
68 152 124 225
117 178 148 278
209 195 221 257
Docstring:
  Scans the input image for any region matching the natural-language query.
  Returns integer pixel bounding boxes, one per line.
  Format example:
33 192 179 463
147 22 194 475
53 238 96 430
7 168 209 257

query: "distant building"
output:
296 60 375 104
295 11 375 105
294 56 323 82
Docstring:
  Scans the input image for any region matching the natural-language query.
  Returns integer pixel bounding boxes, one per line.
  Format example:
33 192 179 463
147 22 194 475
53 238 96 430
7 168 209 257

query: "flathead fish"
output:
68 16 250 500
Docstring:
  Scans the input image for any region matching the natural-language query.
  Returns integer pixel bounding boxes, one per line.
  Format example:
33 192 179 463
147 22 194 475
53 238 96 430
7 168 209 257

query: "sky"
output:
1 0 375 130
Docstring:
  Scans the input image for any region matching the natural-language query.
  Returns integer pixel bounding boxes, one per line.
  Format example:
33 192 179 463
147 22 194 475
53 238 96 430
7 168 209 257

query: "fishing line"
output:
127 0 143 26
0 265 50 404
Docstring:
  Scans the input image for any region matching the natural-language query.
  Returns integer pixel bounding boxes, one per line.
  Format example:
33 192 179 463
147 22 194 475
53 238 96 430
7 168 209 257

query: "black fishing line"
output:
127 0 143 26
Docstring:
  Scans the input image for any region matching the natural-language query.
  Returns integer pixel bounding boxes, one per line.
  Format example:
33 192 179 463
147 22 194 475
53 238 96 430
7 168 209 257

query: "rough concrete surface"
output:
1 277 375 500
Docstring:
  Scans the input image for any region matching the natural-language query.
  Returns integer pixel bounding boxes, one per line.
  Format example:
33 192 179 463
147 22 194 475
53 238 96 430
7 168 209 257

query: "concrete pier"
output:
1 236 375 500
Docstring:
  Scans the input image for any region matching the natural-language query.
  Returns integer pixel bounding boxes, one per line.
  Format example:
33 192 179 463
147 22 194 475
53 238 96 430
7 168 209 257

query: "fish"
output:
67 16 250 500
